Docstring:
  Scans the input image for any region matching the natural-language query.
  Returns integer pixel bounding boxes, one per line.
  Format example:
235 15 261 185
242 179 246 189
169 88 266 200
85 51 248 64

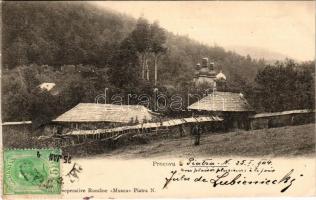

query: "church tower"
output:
193 58 216 87
193 58 227 91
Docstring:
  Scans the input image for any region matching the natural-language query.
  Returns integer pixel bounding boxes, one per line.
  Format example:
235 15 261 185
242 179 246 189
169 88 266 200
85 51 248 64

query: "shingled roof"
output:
53 103 157 123
188 91 254 112
249 109 315 118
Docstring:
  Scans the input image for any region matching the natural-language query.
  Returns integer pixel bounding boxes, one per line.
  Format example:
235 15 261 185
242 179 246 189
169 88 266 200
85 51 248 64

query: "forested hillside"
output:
2 1 264 83
2 1 314 123
2 1 135 67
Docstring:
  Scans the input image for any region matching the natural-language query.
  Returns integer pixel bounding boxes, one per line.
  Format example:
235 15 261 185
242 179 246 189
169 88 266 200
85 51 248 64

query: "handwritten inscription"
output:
162 158 303 193
66 162 83 183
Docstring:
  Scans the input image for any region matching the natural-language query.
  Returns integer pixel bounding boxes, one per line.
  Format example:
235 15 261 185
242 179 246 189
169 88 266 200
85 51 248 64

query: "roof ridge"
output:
78 103 146 107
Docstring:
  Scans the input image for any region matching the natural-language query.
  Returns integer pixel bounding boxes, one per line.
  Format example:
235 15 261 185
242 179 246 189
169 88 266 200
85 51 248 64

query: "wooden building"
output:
188 91 254 130
52 103 159 133
2 121 32 132
2 121 34 147
249 109 315 130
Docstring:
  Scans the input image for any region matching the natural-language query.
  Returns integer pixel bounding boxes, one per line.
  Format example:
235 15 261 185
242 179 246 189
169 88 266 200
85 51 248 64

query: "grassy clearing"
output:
94 124 315 159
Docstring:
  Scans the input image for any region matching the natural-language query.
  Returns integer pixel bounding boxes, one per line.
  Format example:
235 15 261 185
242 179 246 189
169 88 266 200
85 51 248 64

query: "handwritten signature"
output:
163 158 303 193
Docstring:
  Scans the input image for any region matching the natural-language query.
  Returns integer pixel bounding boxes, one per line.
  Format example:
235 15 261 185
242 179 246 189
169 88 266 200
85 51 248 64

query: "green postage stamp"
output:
4 149 61 195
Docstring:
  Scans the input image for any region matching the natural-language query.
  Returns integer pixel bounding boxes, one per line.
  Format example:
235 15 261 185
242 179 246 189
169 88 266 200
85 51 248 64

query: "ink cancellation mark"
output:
4 149 61 195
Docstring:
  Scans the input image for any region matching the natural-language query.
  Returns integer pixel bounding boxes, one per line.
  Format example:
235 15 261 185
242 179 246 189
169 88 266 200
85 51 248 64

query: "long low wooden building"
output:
52 103 160 131
249 109 315 130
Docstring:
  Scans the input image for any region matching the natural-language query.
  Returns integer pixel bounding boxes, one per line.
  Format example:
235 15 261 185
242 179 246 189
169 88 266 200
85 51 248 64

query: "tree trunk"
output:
145 59 149 81
154 55 158 86
141 55 145 79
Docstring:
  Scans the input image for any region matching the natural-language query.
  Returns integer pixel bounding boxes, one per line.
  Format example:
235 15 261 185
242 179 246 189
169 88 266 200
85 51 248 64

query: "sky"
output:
92 1 315 61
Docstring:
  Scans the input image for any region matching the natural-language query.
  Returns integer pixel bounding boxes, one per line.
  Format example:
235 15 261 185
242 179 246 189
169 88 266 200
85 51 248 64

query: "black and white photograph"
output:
1 1 315 198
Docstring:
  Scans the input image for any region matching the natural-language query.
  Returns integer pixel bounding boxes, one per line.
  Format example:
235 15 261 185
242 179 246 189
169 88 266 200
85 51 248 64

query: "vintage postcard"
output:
1 1 315 199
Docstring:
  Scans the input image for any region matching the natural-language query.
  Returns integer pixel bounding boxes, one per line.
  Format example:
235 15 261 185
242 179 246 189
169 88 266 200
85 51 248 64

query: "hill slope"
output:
97 124 315 158
2 1 135 67
2 1 264 85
